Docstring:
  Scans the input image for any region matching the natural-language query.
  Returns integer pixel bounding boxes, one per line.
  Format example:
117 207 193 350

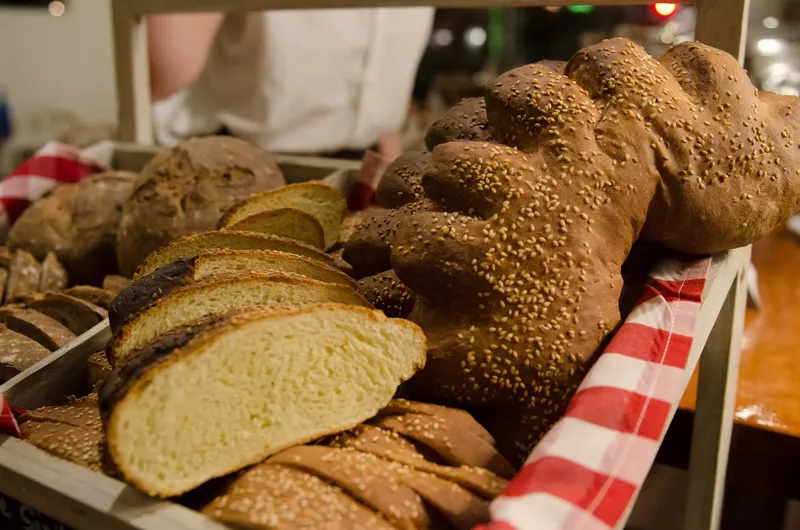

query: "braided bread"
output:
345 39 800 462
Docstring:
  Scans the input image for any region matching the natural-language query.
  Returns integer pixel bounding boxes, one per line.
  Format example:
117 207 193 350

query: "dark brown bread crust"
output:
425 97 494 150
357 270 416 318
108 258 194 332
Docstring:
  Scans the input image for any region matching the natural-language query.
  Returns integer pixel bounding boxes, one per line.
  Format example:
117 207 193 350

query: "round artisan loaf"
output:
8 171 135 285
115 136 286 277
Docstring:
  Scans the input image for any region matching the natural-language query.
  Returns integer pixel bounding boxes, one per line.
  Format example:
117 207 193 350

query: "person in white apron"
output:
148 9 434 161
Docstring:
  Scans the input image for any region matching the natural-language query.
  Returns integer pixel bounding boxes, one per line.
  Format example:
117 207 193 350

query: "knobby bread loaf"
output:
109 249 359 331
134 230 334 279
0 307 76 351
220 181 347 250
222 208 326 249
107 271 371 365
346 39 800 462
100 305 426 497
116 136 286 277
357 269 416 318
0 325 51 382
8 171 135 285
19 394 103 472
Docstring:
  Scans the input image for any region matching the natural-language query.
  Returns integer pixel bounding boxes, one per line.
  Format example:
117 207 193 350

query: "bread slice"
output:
134 230 334 279
64 286 115 310
5 249 42 303
108 271 371 365
39 251 68 293
222 208 326 249
220 181 347 250
25 293 107 335
109 249 360 332
0 325 52 382
0 307 76 351
101 305 426 497
203 464 396 530
20 394 103 472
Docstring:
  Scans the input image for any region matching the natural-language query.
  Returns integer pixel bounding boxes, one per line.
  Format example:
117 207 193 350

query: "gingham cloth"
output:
0 140 713 529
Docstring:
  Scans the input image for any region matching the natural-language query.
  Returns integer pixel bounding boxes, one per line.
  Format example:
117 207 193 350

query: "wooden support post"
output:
112 0 153 144
684 246 750 530
694 0 750 63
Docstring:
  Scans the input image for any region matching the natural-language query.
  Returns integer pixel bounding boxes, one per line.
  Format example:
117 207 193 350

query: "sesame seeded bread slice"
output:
64 286 116 310
25 293 107 336
134 230 334 279
100 305 426 497
269 446 430 530
19 394 104 473
221 208 326 249
0 325 52 382
109 249 359 332
378 399 497 446
39 251 68 293
202 464 396 530
5 249 42 303
400 468 490 530
220 181 347 250
108 271 371 366
0 307 76 351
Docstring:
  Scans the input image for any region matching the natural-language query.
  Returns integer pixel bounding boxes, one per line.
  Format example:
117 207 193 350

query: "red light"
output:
653 3 677 17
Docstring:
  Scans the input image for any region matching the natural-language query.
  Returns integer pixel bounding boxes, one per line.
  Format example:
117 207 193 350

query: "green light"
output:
567 5 595 14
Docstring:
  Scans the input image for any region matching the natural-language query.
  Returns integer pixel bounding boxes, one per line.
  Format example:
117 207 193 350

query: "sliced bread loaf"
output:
0 307 76 351
101 305 426 497
108 271 371 365
102 274 132 295
64 286 116 310
220 181 347 250
0 325 52 382
109 249 360 331
134 230 334 279
222 208 326 249
25 293 107 335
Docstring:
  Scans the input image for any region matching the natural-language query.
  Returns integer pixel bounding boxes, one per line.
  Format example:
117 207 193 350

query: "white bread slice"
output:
220 182 346 250
108 271 371 365
102 305 426 497
222 208 325 249
134 230 334 279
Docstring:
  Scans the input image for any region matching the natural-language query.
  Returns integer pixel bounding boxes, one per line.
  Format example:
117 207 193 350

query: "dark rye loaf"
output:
0 307 76 351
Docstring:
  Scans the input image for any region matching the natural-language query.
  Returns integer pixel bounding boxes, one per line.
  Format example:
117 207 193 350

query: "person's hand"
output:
377 132 404 162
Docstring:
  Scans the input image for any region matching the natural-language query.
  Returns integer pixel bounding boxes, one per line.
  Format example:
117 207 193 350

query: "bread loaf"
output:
347 38 800 462
5 249 42 303
102 275 132 295
64 286 115 310
0 307 76 351
25 293 107 335
108 271 371 365
100 305 426 497
116 136 286 276
0 325 51 382
109 249 359 331
357 270 416 318
39 252 68 293
134 230 334 279
19 394 103 472
8 171 135 285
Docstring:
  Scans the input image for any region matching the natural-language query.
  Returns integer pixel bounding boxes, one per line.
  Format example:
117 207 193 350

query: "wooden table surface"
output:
680 226 800 438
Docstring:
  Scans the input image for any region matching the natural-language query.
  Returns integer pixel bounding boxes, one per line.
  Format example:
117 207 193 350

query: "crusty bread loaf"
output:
39 251 68 293
109 249 359 331
0 325 51 382
347 39 800 463
116 137 286 277
64 286 115 310
101 305 426 497
222 208 326 249
102 274 132 295
0 307 76 351
108 271 371 365
19 394 103 472
357 270 416 318
8 171 135 285
25 293 107 335
220 181 347 250
5 249 42 303
85 351 112 391
134 230 334 279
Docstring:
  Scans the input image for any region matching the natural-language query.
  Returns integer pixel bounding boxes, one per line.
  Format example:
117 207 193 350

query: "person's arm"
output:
377 132 404 161
147 13 224 102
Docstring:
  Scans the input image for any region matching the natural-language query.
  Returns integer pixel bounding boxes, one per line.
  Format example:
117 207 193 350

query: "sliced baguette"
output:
220 181 347 250
222 208 326 249
134 230 334 279
108 271 371 365
109 249 360 331
0 307 76 351
101 305 426 497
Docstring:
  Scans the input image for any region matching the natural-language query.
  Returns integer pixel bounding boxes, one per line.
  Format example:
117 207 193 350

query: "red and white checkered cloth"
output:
480 256 711 530
0 140 713 529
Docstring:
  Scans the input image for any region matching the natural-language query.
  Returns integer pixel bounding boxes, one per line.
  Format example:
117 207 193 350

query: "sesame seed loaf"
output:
5 249 42 303
19 394 104 473
424 97 493 151
221 208 326 249
116 136 286 277
107 271 372 365
219 181 347 250
64 286 116 310
0 307 76 351
25 293 107 336
109 249 360 332
347 38 800 464
0 325 52 382
134 230 334 279
100 305 426 497
357 270 416 318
